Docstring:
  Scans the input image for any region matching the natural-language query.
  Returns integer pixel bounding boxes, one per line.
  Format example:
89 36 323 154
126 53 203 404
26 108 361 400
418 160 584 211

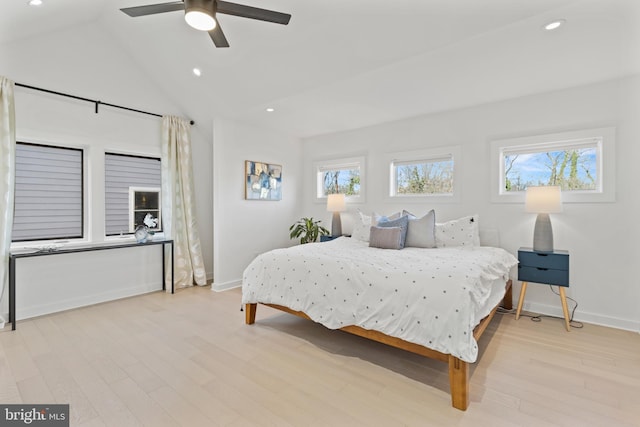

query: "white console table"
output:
8 239 174 331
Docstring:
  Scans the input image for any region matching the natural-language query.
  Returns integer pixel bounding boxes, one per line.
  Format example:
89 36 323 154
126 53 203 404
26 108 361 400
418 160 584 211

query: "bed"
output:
242 235 517 410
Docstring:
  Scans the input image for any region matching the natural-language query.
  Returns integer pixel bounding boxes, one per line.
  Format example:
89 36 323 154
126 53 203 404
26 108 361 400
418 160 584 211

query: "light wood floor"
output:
1 286 639 427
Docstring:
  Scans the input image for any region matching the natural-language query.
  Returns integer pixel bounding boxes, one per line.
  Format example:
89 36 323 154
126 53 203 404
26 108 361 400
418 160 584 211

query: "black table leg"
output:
9 256 16 331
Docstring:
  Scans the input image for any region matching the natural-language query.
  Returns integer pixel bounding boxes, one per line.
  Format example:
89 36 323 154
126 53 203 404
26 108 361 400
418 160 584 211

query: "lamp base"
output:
533 213 554 252
331 211 342 237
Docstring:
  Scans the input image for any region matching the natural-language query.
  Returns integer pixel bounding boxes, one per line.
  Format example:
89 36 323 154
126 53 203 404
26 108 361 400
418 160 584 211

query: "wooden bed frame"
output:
245 279 512 411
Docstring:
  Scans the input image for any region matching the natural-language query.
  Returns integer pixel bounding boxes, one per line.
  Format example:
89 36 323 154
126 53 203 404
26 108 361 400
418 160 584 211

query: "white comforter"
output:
242 237 518 363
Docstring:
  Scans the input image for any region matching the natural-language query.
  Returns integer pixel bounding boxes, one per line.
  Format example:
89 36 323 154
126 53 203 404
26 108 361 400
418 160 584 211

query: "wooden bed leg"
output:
448 355 469 411
503 279 513 311
245 303 257 325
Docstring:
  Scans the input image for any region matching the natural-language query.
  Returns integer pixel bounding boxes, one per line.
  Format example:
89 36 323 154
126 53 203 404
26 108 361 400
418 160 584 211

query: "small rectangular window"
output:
319 166 360 196
502 140 599 193
105 153 161 236
129 187 161 232
491 127 615 203
314 156 365 202
385 146 460 202
12 142 84 242
392 156 454 196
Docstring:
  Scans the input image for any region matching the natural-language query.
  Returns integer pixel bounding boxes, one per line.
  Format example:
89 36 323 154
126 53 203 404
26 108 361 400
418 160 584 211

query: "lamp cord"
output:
498 285 584 329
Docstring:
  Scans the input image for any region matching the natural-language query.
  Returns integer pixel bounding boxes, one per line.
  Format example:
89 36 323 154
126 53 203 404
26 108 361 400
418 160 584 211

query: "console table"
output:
8 239 174 331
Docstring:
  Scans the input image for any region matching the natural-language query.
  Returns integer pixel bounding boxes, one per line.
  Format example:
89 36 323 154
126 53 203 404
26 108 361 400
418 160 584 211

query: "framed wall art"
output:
245 160 282 200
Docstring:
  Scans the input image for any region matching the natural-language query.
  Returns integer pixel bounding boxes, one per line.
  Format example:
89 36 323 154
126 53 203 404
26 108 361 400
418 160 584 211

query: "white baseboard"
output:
211 279 241 292
524 301 640 333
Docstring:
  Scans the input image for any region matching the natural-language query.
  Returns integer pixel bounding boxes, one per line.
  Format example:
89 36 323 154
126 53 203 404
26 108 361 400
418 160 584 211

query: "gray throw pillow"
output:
405 209 436 248
369 226 403 250
376 215 409 249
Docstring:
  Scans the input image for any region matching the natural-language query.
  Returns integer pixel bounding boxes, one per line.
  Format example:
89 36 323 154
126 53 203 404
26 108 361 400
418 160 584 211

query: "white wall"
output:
0 23 214 320
301 75 640 332
212 118 302 290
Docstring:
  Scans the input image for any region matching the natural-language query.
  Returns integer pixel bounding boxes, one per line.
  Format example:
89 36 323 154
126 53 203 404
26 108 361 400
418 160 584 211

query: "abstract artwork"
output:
245 160 282 200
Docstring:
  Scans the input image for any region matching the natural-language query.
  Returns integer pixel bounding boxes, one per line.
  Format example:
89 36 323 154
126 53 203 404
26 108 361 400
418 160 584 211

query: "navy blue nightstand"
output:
320 235 340 242
516 247 571 331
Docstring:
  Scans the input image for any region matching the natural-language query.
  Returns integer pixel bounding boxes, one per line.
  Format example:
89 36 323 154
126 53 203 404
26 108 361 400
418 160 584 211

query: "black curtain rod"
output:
15 82 195 125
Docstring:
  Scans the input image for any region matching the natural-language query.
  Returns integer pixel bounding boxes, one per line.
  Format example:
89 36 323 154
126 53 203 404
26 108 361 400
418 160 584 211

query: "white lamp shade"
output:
326 194 346 212
525 186 562 213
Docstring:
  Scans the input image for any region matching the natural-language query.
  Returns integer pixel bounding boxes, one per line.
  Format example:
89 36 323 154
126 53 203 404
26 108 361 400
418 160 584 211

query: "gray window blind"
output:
12 143 83 242
105 153 161 236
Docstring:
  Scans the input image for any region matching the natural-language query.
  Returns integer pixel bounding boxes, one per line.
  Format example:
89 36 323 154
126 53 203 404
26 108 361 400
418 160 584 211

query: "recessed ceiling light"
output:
543 19 566 31
192 68 202 77
266 107 275 112
28 0 43 6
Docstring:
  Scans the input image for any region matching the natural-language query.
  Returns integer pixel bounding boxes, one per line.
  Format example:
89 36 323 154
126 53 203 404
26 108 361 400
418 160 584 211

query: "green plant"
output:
289 217 330 244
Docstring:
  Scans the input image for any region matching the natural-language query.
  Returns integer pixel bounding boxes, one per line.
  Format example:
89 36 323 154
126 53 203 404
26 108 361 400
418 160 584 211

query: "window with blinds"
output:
105 153 161 236
12 142 84 242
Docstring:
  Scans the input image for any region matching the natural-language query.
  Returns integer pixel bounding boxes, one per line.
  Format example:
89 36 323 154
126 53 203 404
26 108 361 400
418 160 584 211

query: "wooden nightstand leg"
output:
559 287 571 331
515 282 528 320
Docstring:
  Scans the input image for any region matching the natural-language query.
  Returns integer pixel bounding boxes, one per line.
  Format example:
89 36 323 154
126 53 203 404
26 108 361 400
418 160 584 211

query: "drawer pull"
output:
536 267 549 271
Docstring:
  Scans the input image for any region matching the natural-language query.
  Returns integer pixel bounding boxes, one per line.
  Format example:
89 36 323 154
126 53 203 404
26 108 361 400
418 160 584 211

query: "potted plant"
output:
289 217 330 244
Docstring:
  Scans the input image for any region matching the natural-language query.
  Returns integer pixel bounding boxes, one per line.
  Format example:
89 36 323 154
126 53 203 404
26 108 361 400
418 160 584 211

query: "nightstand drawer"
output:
518 265 569 287
518 250 569 270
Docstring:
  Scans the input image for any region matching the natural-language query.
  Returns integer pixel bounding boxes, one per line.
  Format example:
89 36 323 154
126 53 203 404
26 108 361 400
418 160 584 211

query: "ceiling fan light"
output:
185 10 216 31
184 0 216 31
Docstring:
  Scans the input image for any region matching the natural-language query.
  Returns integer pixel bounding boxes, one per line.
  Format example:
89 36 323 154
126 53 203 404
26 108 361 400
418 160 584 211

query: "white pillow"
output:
351 211 372 242
435 214 480 247
404 209 436 248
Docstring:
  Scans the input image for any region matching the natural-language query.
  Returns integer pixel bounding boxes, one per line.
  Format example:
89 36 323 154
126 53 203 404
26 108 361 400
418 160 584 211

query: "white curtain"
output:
0 77 16 327
161 116 206 289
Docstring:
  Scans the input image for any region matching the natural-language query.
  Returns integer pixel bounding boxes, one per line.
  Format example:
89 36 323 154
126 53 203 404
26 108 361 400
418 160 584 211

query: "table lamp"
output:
326 194 346 236
525 186 562 252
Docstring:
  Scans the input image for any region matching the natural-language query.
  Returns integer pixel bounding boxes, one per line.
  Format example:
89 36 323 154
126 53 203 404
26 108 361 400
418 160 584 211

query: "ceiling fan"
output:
120 0 291 48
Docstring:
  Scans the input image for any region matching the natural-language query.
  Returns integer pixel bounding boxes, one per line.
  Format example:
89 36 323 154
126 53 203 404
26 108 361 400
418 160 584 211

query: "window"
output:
491 127 616 203
314 156 365 202
105 153 161 235
129 187 161 232
386 146 460 202
392 156 454 196
503 143 598 192
12 142 84 242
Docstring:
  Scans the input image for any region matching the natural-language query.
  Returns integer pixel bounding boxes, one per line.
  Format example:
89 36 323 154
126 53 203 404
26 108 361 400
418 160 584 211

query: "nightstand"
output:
320 235 340 242
516 247 571 331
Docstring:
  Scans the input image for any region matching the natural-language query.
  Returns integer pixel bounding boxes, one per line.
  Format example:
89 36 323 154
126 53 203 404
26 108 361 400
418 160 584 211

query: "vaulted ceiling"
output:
2 0 639 138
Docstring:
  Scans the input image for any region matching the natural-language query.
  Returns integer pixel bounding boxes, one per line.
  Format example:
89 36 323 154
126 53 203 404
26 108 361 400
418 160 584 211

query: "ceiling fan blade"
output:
120 1 185 17
217 1 291 25
209 24 230 48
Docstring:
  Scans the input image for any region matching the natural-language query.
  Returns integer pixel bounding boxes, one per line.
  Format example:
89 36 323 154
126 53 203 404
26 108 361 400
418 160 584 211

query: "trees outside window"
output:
315 156 365 202
386 146 459 201
504 147 597 192
321 168 360 196
490 128 615 203
394 157 453 195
